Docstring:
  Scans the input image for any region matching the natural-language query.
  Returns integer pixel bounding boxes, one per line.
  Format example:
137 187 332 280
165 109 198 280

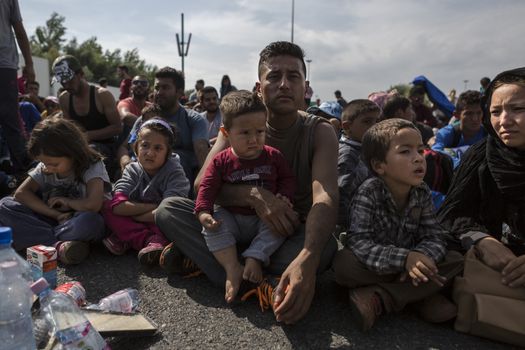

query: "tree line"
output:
30 12 157 86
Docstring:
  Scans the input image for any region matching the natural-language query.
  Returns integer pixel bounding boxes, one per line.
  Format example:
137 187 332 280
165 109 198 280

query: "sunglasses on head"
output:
132 80 149 87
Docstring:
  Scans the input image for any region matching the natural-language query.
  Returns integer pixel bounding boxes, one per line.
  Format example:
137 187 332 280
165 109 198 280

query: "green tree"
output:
389 83 411 97
30 12 66 68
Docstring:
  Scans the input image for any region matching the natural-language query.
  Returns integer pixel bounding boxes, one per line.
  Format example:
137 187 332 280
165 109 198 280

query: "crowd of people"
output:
1 0 524 346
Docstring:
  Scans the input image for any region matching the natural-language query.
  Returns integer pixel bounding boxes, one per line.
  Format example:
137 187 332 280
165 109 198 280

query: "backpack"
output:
423 148 454 194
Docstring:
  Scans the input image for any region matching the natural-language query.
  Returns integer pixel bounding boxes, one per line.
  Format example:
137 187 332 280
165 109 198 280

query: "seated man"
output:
431 90 487 168
53 55 122 163
156 41 339 325
127 67 209 189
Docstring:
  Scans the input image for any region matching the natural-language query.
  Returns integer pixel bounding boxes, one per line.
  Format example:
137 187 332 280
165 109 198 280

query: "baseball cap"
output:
44 96 59 105
319 101 342 119
51 55 82 84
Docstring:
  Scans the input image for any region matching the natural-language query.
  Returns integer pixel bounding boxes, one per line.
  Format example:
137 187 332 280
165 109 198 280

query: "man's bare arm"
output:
86 89 122 141
273 121 339 324
193 139 210 169
12 21 34 82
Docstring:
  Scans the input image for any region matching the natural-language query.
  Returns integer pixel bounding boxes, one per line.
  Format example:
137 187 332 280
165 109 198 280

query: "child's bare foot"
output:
243 257 263 284
224 263 244 303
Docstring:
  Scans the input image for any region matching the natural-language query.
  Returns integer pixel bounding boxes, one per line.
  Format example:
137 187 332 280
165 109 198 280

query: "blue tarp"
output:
412 75 455 119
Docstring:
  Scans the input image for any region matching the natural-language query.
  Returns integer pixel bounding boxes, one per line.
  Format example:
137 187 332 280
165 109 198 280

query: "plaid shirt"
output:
346 177 446 275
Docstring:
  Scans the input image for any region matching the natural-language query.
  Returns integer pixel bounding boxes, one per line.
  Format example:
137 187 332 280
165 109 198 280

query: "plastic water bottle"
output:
0 226 32 282
86 288 140 313
0 261 37 350
31 278 110 350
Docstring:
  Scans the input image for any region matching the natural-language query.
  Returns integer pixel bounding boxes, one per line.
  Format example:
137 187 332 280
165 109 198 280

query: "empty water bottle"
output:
86 288 140 313
0 261 36 350
31 278 109 350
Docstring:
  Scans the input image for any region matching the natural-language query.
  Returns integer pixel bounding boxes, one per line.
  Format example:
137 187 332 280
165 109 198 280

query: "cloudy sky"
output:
19 0 525 102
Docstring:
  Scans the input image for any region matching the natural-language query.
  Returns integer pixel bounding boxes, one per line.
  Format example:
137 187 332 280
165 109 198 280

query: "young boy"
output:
333 118 463 331
194 90 295 304
338 99 380 229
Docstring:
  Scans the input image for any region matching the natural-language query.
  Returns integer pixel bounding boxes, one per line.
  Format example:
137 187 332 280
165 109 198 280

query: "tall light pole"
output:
175 13 192 74
291 0 295 43
306 59 312 81
463 79 469 91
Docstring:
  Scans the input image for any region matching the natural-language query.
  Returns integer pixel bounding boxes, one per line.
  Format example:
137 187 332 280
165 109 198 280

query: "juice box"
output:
27 245 57 288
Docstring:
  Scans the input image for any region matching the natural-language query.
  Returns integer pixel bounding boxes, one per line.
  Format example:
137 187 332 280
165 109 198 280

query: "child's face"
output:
373 128 426 193
135 129 169 176
225 112 267 160
38 154 74 178
345 111 379 142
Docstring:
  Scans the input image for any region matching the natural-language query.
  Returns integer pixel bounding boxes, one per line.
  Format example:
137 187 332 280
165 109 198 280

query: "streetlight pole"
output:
291 0 295 43
463 79 469 91
306 59 312 81
175 13 192 74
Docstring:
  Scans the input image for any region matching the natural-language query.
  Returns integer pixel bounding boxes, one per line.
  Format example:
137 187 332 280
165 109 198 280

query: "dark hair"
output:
26 80 39 88
258 41 306 78
455 90 481 114
141 104 163 120
221 75 231 86
220 90 267 130
134 118 176 162
382 96 411 119
155 66 185 91
342 99 380 123
480 77 491 86
196 79 204 85
201 86 218 97
28 117 103 182
118 65 129 73
362 118 419 174
334 90 342 96
409 85 426 97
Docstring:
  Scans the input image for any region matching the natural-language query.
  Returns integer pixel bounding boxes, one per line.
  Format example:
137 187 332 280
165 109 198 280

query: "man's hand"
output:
197 211 221 230
405 251 446 287
251 188 299 237
475 236 516 271
502 255 525 288
273 251 317 324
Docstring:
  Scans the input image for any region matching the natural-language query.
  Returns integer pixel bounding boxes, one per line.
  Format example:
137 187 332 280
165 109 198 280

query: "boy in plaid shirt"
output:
332 118 463 331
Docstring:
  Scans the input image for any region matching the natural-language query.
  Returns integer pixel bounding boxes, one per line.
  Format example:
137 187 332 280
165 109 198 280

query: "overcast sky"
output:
19 0 525 102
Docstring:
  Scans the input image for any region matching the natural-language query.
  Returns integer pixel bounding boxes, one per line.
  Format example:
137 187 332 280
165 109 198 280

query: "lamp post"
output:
291 0 295 43
306 59 312 81
175 13 192 74
463 79 469 91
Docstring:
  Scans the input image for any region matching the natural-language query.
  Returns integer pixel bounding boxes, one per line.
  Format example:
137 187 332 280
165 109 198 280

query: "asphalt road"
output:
56 244 519 350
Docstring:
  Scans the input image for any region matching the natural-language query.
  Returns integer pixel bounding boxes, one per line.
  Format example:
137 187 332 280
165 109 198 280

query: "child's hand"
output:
275 193 293 209
198 212 221 230
56 212 73 224
405 251 446 287
48 197 72 212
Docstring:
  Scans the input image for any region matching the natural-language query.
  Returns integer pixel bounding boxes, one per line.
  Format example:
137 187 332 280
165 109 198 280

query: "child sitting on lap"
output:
194 90 295 303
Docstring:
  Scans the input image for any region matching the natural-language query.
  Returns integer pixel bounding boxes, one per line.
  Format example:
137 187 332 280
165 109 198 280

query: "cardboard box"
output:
27 245 57 288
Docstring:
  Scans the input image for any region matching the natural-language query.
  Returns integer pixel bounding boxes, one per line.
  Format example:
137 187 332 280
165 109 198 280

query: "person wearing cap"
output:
0 0 34 172
306 101 342 134
41 96 62 119
53 54 122 167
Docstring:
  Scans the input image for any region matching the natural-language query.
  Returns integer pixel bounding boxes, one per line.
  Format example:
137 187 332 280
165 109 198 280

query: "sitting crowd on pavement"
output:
1 19 524 345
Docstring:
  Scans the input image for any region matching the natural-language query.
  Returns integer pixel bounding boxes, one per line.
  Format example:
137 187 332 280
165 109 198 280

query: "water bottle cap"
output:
31 277 50 294
0 227 12 245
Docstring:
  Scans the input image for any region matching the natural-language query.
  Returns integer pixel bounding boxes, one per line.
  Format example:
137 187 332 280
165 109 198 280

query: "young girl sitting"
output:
0 117 111 264
102 118 190 265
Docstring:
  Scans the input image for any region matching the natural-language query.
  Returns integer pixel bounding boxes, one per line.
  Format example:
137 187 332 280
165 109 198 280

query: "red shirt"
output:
195 145 295 215
119 78 132 100
117 97 151 116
